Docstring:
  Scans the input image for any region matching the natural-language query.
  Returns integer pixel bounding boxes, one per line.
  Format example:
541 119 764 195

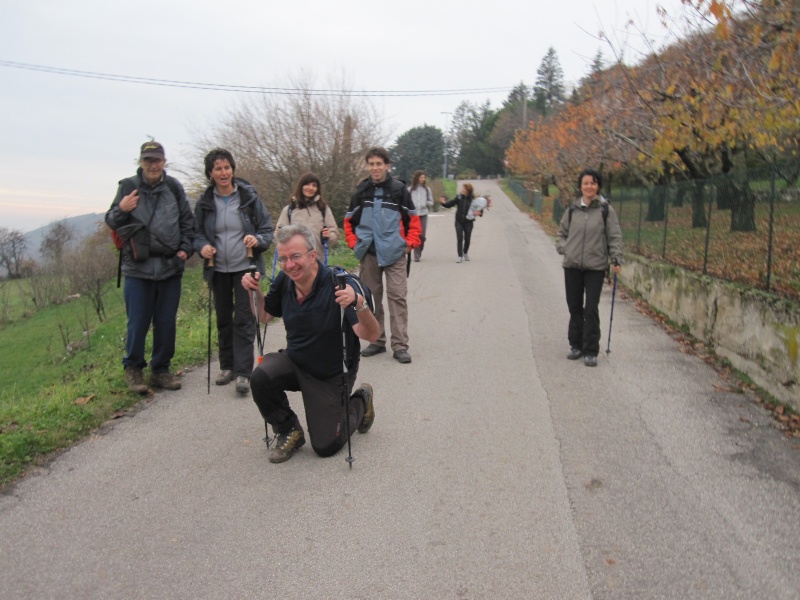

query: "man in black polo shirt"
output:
242 224 379 463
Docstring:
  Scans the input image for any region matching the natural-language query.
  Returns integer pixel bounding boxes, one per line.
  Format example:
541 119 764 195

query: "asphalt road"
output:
1 181 799 599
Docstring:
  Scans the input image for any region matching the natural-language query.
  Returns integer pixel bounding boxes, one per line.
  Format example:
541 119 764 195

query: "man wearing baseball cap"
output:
105 140 196 393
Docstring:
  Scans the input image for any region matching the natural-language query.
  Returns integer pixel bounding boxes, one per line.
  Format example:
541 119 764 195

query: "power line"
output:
0 59 514 97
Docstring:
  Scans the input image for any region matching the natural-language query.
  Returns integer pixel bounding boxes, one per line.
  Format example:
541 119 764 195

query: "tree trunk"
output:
691 180 708 229
646 185 666 222
729 180 757 232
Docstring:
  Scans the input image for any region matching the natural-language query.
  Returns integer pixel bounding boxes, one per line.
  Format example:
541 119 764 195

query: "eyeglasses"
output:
277 249 313 266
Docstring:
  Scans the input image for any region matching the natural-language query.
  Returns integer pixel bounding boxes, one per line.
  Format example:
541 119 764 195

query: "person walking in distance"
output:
344 147 422 364
408 170 434 262
556 168 622 367
241 224 378 464
440 182 477 263
105 141 195 393
194 148 274 395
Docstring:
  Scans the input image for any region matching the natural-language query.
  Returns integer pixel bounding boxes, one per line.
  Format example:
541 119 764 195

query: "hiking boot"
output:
150 371 182 390
393 349 412 364
215 369 234 385
584 355 598 367
464 253 470 261
356 383 375 434
268 427 305 464
567 347 582 360
361 343 386 357
124 366 148 394
235 375 250 395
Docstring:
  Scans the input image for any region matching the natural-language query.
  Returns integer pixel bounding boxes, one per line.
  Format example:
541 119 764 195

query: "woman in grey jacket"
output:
556 168 622 367
195 148 274 394
408 170 433 262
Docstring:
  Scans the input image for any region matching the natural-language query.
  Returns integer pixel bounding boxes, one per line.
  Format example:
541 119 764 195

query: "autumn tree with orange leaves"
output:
507 0 800 232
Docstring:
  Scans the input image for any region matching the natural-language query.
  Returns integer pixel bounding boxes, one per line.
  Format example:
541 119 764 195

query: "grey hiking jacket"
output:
105 169 195 281
556 196 623 271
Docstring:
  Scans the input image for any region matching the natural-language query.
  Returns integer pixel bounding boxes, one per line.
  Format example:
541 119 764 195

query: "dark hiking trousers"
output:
212 270 256 376
564 268 606 356
454 219 474 258
250 351 367 457
123 273 182 373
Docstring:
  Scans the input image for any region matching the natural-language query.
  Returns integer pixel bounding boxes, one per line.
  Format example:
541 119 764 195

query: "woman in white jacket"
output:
408 170 434 262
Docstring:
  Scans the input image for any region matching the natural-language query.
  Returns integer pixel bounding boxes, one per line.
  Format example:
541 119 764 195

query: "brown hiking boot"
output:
268 427 305 463
235 376 250 395
149 371 182 390
356 383 375 434
124 367 148 394
215 369 234 385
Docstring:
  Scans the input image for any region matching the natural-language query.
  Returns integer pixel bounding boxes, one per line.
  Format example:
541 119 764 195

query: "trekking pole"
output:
270 247 278 283
323 236 329 267
207 254 214 394
337 273 355 468
247 248 264 364
606 273 618 356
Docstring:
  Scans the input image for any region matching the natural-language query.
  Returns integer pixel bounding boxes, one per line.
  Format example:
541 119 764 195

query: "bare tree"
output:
0 227 27 279
187 73 387 221
40 220 75 267
66 226 118 321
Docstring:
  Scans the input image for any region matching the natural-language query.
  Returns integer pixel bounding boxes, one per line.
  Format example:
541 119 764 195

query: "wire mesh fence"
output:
511 163 800 302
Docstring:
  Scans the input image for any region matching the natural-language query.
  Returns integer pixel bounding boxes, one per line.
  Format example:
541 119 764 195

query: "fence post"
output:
661 186 670 260
702 182 713 275
636 190 644 254
766 159 776 292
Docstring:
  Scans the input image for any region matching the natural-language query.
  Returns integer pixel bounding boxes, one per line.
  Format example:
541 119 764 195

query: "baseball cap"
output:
140 141 165 159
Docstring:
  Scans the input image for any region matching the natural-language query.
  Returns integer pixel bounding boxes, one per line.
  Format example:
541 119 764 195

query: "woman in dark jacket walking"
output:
556 168 622 367
440 182 477 263
194 148 274 394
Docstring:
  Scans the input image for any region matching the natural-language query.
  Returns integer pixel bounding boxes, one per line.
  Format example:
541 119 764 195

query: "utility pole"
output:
521 86 527 130
441 111 452 179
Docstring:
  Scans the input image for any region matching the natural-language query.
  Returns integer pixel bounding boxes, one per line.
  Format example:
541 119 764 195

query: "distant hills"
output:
22 213 106 266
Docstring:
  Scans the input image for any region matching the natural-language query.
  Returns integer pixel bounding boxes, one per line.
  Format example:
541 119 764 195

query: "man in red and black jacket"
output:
344 147 422 364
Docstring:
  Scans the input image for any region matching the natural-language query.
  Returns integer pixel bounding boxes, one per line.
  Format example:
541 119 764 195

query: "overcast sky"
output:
0 0 685 233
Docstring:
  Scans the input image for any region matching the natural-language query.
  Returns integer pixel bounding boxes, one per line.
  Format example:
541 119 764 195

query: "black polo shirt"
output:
265 262 360 380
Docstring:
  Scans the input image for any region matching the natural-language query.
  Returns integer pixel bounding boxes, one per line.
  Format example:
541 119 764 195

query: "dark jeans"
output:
455 219 474 257
250 351 367 457
123 274 182 373
212 270 256 376
564 268 606 356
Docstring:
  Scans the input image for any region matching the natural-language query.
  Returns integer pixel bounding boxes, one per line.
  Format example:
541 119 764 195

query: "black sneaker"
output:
361 343 386 357
268 427 305 463
567 347 582 360
584 355 598 367
356 383 375 434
